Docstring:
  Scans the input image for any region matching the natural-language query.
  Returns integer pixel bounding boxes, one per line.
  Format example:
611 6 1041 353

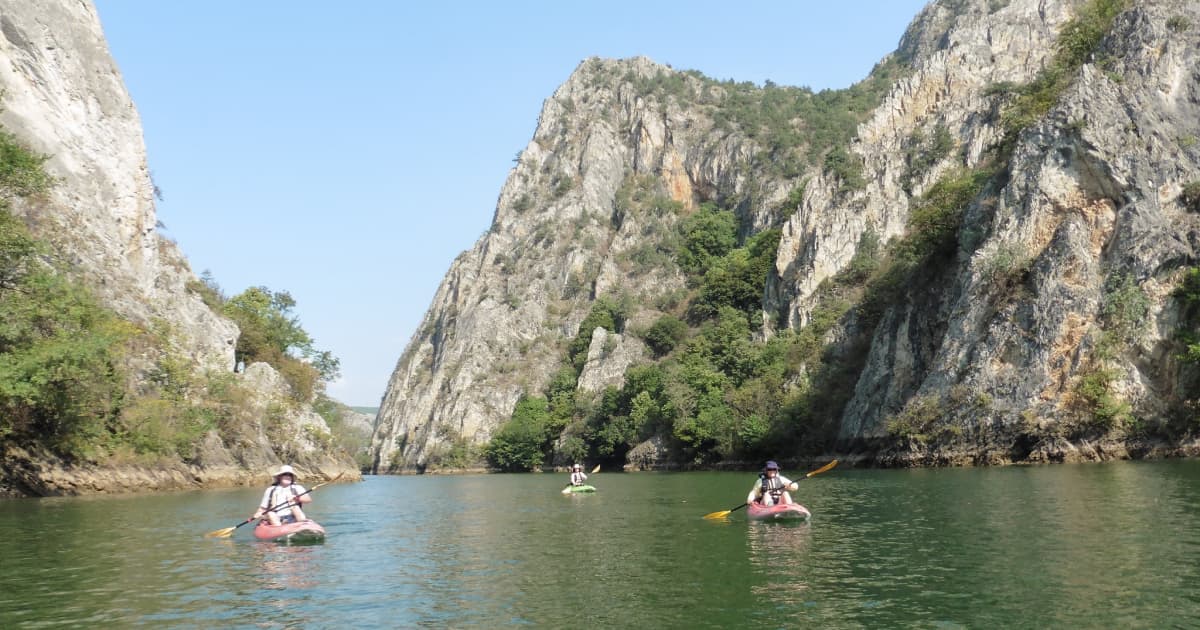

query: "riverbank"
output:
0 446 362 498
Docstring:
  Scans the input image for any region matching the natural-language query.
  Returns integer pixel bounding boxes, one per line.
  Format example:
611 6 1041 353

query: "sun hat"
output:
764 460 780 470
273 464 297 480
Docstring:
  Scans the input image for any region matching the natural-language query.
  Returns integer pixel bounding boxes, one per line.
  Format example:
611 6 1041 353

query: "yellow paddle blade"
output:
204 526 236 538
591 464 601 473
805 459 838 478
703 509 732 520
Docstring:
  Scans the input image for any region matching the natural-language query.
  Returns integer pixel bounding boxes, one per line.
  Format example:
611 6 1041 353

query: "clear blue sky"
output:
92 1 928 408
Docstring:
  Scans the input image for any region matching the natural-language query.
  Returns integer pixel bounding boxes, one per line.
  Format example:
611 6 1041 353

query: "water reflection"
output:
250 544 322 593
3 463 1200 627
746 521 813 605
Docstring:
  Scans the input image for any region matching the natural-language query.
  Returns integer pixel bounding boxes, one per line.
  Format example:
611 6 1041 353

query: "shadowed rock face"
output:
0 1 361 495
373 0 1200 471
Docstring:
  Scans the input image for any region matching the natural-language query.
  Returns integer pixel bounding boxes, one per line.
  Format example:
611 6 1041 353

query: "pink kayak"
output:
254 520 326 543
746 502 811 521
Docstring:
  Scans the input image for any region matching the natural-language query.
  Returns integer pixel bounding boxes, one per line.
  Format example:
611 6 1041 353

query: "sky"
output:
91 1 929 408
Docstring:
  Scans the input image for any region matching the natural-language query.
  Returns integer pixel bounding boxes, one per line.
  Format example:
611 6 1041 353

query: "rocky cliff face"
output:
371 56 793 471
374 0 1200 471
0 0 360 495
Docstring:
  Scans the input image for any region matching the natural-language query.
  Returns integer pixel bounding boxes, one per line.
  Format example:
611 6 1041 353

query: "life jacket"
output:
759 474 784 502
268 484 300 511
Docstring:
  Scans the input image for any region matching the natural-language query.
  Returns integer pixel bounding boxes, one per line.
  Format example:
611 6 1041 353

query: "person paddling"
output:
747 460 797 506
568 463 588 487
252 465 311 526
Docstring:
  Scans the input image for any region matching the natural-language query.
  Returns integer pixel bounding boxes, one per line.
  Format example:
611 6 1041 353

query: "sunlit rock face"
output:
0 0 361 495
370 0 1200 470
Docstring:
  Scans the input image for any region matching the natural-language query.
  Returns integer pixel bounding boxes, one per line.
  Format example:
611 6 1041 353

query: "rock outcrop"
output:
369 0 1200 471
0 0 360 495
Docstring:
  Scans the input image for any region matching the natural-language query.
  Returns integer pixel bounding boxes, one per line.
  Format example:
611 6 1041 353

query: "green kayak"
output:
561 484 597 494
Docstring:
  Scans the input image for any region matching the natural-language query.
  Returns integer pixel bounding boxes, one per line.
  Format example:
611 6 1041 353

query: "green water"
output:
2 460 1199 628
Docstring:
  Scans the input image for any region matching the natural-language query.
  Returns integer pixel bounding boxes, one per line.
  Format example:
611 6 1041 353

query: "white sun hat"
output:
272 464 297 480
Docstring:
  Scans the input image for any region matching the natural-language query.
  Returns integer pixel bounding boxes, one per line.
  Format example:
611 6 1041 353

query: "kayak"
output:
254 519 326 543
746 501 811 521
561 484 597 494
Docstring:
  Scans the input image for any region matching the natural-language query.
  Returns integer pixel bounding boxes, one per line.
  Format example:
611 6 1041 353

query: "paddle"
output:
562 463 601 493
204 471 345 538
703 459 838 519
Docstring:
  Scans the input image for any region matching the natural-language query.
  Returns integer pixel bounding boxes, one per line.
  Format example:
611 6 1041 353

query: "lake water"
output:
2 460 1199 628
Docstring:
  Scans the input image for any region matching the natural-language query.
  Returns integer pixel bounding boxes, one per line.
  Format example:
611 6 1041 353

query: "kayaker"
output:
747 460 797 506
569 463 588 486
252 465 311 526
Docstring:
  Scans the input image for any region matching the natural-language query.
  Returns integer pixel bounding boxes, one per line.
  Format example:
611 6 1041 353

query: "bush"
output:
823 146 866 191
1167 16 1191 33
676 203 737 274
643 315 689 356
485 396 553 471
567 296 628 371
1181 181 1200 213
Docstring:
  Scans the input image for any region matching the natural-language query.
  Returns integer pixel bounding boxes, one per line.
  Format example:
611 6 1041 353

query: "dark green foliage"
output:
902 124 956 194
1074 365 1131 429
0 208 38 290
1174 268 1200 365
844 229 882 283
823 146 866 192
1167 16 1191 33
688 228 780 322
223 286 340 399
0 128 53 198
895 168 991 266
484 396 553 471
0 127 133 458
567 296 628 372
185 270 224 311
1101 272 1149 345
1181 181 1200 213
784 183 807 210
626 57 907 180
0 267 133 457
1056 0 1128 68
676 203 738 274
643 315 689 357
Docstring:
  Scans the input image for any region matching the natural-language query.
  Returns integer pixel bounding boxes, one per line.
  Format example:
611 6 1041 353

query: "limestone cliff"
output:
374 0 1200 471
0 0 360 495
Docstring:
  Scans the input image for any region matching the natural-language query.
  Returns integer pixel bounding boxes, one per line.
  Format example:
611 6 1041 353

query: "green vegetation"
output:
479 0 1140 468
222 286 340 400
0 123 351 465
484 396 555 471
643 315 688 357
626 55 907 180
992 0 1129 154
1167 16 1192 33
1181 181 1200 213
0 128 134 459
902 124 955 194
1069 273 1146 431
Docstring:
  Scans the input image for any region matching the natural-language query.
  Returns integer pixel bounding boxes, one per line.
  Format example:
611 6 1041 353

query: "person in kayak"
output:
252 465 311 526
747 460 798 506
568 463 588 486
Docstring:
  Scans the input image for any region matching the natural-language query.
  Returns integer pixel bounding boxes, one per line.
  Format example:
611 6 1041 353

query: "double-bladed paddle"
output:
204 471 345 538
703 459 838 519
